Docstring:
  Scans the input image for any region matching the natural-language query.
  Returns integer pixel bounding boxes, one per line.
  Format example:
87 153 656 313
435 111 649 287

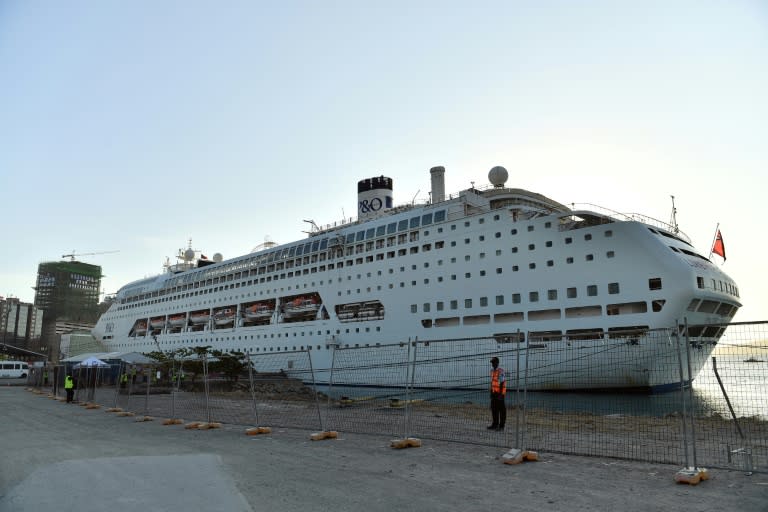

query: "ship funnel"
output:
430 166 445 203
357 176 393 221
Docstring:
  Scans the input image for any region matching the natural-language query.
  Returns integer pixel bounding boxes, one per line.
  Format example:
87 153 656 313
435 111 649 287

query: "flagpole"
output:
708 223 720 260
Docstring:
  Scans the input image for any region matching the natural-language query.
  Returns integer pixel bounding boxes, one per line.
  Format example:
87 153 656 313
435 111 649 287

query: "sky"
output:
0 1 766 321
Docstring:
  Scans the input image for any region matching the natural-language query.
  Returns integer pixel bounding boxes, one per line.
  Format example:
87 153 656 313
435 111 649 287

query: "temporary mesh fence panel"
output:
39 320 766 472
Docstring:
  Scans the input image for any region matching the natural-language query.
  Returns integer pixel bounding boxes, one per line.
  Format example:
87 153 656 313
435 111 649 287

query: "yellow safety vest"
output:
64 376 74 390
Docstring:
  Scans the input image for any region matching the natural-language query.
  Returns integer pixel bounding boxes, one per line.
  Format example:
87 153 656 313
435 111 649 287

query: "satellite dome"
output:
183 248 195 261
488 166 508 188
213 253 223 263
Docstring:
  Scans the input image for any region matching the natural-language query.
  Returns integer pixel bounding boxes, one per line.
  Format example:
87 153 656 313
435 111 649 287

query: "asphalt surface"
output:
1 386 766 512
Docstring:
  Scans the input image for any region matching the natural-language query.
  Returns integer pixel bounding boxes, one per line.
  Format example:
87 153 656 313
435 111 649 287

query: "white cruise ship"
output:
92 166 741 391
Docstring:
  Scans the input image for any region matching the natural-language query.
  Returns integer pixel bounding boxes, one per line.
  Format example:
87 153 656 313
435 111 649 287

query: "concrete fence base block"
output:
246 426 272 435
116 411 135 417
390 437 422 449
85 404 101 410
135 415 154 422
502 449 539 465
105 407 123 413
162 418 184 425
310 431 338 441
184 422 203 429
674 467 710 485
198 422 222 430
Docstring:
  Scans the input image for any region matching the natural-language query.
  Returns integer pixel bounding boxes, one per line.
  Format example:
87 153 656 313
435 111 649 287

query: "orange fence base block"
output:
162 418 184 426
310 431 339 441
184 422 203 429
246 426 272 435
198 422 222 430
116 411 135 417
391 437 422 449
105 407 123 413
675 467 709 485
135 415 154 422
85 404 101 410
502 449 538 465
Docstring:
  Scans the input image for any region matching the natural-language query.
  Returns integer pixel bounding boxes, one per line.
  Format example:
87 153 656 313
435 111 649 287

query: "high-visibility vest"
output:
491 368 506 396
64 376 74 390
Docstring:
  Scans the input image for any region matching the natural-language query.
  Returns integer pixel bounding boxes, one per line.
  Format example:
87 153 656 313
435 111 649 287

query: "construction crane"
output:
61 250 120 262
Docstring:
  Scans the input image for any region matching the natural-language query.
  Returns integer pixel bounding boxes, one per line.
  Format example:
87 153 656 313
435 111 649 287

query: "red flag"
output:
201 254 208 260
712 230 726 261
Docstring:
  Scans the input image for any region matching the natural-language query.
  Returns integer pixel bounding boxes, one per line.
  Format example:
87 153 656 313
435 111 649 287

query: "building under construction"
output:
34 261 102 361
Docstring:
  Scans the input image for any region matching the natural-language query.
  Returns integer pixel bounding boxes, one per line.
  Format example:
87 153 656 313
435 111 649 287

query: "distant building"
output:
33 261 102 361
0 296 44 350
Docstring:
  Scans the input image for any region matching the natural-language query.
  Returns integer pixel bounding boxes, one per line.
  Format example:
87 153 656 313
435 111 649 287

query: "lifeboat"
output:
283 296 320 319
214 308 235 326
149 316 166 329
244 303 274 321
189 310 211 325
168 314 186 328
133 320 147 335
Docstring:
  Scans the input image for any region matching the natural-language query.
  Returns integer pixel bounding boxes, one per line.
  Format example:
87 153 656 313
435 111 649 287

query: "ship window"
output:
608 282 620 294
465 299 473 308
422 213 433 225
346 234 355 244
528 244 535 250
512 247 518 253
465 238 470 244
387 222 397 234
356 231 365 242
479 235 485 241
496 295 504 305
586 254 594 261
696 277 704 289
376 225 386 237
652 299 665 312
528 226 534 232
495 232 501 238
607 251 614 258
320 239 328 250
587 285 598 296
529 263 536 269
585 234 592 241
567 287 577 298
649 278 662 290
434 210 446 222
366 228 375 239
512 265 519 271
545 222 551 228
529 292 539 302
450 300 458 310
565 237 572 244
480 297 488 307
288 247 296 257
548 289 557 300
423 303 431 312
311 241 320 251
479 218 485 224
566 257 574 264
546 241 553 247
435 301 444 311
411 304 417 313
398 220 409 231
496 268 502 274
511 229 517 235
546 260 553 267
410 217 420 228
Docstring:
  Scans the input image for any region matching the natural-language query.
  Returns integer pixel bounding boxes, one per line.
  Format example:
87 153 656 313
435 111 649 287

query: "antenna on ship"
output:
669 195 679 234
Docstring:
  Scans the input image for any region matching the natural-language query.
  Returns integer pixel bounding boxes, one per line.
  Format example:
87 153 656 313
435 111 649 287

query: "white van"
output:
0 361 29 378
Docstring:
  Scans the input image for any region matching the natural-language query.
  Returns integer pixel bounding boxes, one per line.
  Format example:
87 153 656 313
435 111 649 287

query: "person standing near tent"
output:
488 357 506 431
64 374 75 403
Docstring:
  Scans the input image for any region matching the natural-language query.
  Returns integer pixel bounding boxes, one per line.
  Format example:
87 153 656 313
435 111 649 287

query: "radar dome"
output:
183 248 195 261
488 166 508 188
213 253 223 263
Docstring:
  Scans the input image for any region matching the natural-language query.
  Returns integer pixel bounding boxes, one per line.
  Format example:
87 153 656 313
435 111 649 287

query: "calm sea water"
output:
321 355 767 419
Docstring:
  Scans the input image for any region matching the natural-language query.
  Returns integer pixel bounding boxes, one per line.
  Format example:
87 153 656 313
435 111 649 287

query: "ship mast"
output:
669 195 679 234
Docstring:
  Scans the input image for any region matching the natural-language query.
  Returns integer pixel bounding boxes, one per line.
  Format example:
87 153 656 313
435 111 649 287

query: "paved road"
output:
1 387 766 512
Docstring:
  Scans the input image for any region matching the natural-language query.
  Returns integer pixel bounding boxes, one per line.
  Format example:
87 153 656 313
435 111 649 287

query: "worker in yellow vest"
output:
64 374 75 403
487 357 506 431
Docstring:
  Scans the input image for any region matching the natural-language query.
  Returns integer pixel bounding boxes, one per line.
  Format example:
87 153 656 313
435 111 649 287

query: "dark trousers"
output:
490 394 506 427
66 389 74 403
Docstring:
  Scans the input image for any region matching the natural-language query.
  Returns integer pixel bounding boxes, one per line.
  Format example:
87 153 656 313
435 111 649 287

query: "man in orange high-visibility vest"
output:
488 357 506 431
